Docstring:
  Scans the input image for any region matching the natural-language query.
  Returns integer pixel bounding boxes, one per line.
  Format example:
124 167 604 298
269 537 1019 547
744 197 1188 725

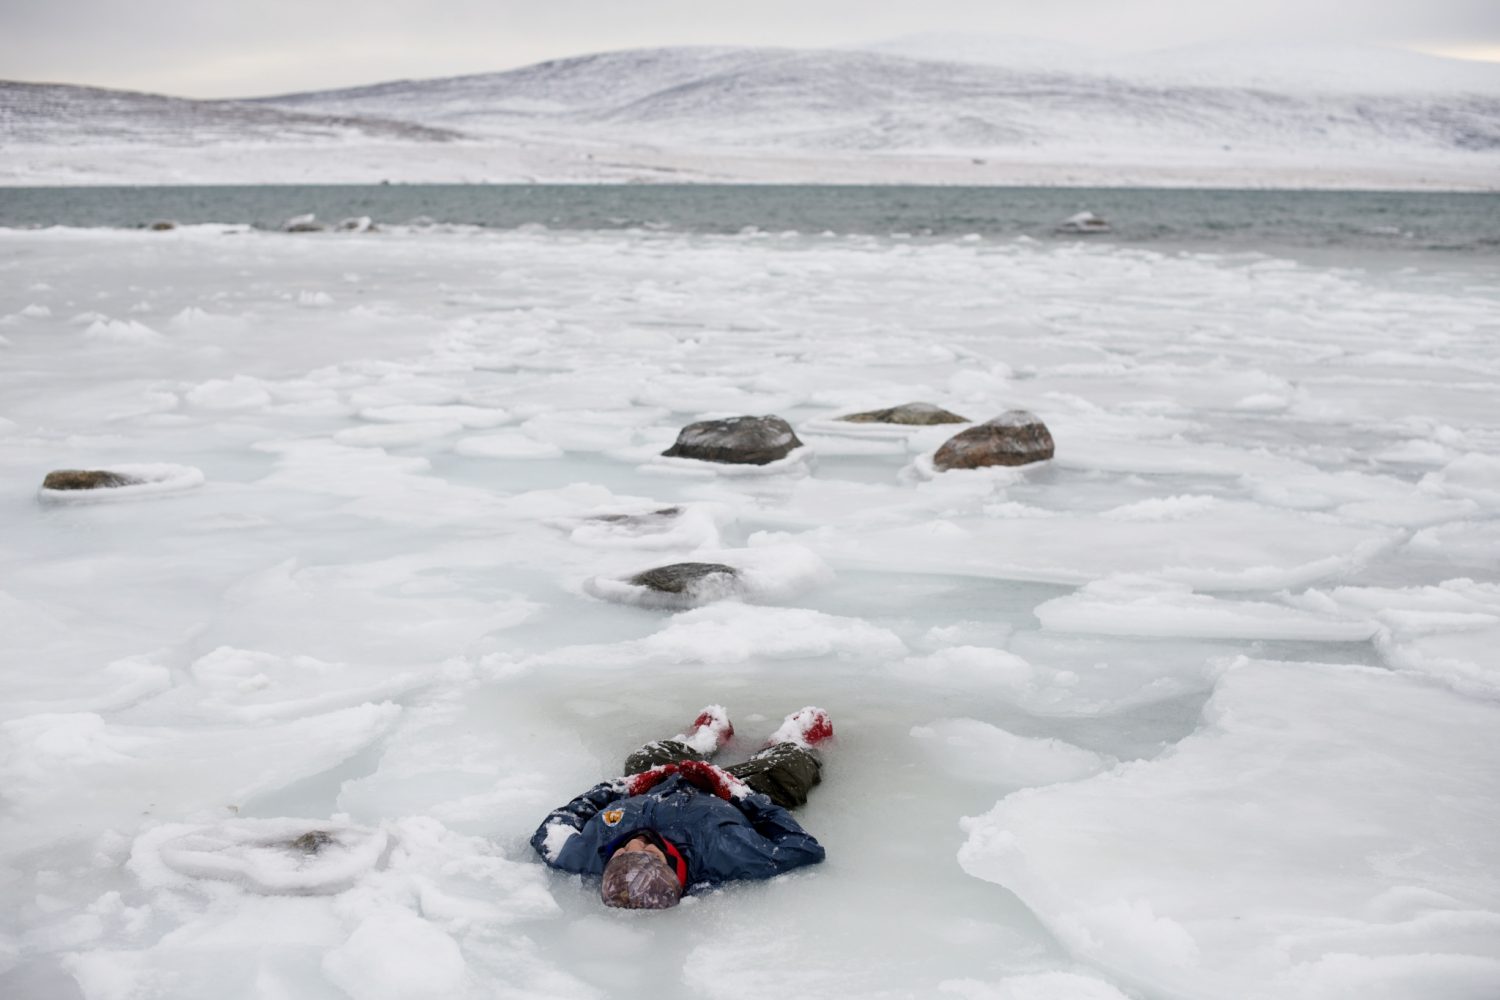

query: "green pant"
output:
623 739 822 811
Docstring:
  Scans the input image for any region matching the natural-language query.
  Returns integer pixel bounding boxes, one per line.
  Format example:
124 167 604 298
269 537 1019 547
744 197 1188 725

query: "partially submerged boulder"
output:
1056 211 1110 235
592 506 682 525
840 402 969 425
38 463 206 503
283 213 326 233
662 415 802 466
290 830 336 854
933 411 1054 470
42 469 140 490
629 562 738 595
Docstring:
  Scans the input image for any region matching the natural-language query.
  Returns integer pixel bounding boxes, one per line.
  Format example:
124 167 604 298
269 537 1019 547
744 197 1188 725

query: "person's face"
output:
616 835 665 863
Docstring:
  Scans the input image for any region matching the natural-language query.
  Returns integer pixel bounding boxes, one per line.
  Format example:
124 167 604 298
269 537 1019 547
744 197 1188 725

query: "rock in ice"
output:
1056 211 1111 234
661 414 803 465
933 411 1055 470
839 401 970 425
37 463 204 503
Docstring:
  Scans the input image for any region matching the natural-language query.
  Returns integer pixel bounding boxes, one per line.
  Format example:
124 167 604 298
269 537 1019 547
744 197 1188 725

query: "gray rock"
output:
932 411 1054 470
592 506 682 524
628 562 738 595
290 830 336 854
839 401 969 425
662 415 802 465
42 469 140 490
283 213 326 233
1056 211 1110 234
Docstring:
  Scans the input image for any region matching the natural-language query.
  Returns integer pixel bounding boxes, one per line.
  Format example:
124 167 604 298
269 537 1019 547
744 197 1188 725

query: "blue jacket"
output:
530 774 825 886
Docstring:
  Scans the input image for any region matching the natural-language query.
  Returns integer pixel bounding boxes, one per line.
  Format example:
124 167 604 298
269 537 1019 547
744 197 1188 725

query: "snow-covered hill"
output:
0 81 462 146
863 34 1500 95
3 44 1498 187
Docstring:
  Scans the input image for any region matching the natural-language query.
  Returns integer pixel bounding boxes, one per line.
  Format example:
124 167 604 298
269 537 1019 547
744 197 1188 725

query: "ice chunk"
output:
1035 577 1378 641
453 431 564 459
185 375 271 409
84 318 163 345
959 658 1500 1000
0 704 400 852
911 719 1114 787
333 420 464 447
135 819 389 895
940 972 1133 1000
358 404 509 428
323 904 466 999
1289 580 1500 696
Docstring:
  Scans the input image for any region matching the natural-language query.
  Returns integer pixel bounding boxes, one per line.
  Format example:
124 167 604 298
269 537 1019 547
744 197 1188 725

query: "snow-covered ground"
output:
0 223 1497 1000
4 42 1499 188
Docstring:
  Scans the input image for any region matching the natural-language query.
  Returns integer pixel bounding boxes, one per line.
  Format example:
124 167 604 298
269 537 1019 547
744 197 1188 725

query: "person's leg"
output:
725 742 821 810
725 707 833 810
623 738 706 775
622 705 734 776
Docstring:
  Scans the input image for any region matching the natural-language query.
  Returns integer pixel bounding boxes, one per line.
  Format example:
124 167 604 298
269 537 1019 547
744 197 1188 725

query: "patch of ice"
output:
83 318 163 345
135 819 389 895
184 375 271 410
333 420 465 447
959 658 1500 1000
358 404 510 428
452 431 564 459
911 719 1114 787
940 972 1134 1000
1035 577 1379 641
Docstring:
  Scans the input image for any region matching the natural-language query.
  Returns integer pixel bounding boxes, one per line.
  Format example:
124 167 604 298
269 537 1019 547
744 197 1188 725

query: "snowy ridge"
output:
3 44 1499 186
864 34 1500 95
1 81 462 146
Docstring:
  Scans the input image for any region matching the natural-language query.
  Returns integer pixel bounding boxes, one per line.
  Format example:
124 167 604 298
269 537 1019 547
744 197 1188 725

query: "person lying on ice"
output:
530 705 832 909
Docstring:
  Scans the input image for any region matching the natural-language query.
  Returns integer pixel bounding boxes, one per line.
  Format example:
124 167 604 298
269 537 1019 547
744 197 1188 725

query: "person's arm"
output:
704 793 825 880
529 780 623 872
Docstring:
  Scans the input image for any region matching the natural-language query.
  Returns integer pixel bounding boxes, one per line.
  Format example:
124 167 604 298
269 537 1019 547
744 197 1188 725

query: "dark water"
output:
1 185 1497 256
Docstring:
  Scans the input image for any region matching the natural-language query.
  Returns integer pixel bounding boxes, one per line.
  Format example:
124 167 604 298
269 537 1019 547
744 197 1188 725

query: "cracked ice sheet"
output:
958 658 1500 1000
0 225 1497 1000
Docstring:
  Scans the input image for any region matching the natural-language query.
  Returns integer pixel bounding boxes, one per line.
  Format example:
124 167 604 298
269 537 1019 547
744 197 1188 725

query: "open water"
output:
2 184 1498 257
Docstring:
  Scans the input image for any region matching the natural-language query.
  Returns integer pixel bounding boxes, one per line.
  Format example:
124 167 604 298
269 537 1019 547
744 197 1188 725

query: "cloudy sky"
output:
3 0 1498 97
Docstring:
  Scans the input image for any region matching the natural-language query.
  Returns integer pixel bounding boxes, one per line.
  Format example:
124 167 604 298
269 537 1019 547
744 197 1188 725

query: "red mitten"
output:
625 764 677 796
674 760 748 801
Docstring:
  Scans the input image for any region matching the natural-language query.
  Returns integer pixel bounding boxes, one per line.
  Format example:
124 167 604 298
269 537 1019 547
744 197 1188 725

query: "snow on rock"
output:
958 658 1500 1000
584 543 833 610
1034 577 1379 641
660 414 805 466
911 718 1114 788
36 463 204 503
563 503 722 551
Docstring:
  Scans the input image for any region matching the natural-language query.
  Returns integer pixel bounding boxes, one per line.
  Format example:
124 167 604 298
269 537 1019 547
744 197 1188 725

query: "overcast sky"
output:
3 0 1498 97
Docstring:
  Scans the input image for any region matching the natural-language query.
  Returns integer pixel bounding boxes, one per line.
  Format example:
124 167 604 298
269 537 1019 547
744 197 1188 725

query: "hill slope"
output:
4 44 1498 187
